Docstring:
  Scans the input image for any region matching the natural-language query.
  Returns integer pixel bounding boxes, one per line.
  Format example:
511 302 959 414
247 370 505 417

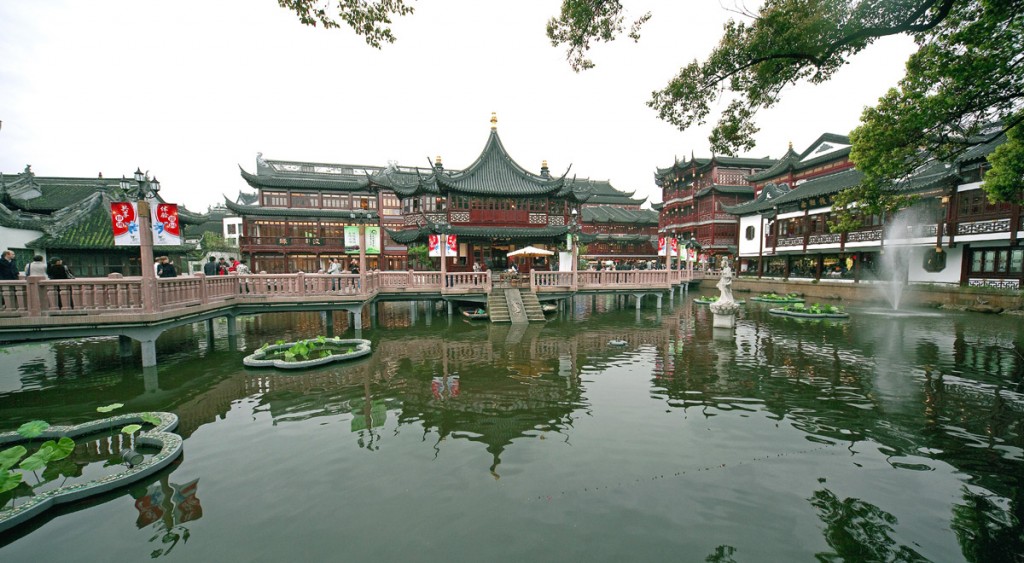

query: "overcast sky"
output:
0 1 917 212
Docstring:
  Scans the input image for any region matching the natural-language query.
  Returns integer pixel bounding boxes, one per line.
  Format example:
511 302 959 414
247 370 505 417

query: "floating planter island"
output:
244 337 372 369
0 412 182 533
768 303 849 319
694 296 745 305
750 293 806 304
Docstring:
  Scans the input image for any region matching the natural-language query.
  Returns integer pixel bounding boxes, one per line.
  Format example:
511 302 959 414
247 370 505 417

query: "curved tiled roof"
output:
582 206 658 225
654 155 777 179
723 182 795 215
747 133 852 182
223 198 378 221
386 224 576 244
435 130 569 196
239 166 371 191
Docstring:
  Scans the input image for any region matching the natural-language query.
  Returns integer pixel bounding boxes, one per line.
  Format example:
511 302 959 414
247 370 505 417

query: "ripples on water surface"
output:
1 296 1022 562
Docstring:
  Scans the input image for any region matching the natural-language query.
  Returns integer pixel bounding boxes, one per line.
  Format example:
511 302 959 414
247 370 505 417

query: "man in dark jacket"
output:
203 256 219 276
0 250 18 280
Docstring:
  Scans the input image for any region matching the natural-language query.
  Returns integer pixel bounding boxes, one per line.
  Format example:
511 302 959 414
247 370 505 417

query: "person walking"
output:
217 258 229 275
0 250 18 280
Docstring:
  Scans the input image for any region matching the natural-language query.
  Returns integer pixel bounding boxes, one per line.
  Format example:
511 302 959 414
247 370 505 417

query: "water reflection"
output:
0 299 1022 560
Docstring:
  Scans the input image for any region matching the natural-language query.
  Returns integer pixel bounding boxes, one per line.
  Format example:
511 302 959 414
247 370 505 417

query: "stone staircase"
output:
487 289 545 324
518 291 546 323
487 292 511 323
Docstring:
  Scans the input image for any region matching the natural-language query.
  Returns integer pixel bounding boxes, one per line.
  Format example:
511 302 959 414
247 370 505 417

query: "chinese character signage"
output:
428 234 457 257
365 226 381 255
657 237 679 256
152 203 181 246
111 202 140 246
344 226 361 254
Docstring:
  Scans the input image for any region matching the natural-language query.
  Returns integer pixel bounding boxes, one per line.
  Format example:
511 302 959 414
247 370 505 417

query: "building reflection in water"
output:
131 466 203 559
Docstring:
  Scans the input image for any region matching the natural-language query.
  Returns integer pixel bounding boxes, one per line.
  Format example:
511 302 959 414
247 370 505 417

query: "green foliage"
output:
121 424 143 435
780 302 845 314
0 446 27 471
279 0 416 48
140 413 162 426
406 243 430 269
19 437 76 472
198 232 237 254
983 122 1024 204
96 403 123 413
546 0 650 71
16 420 49 439
0 470 22 494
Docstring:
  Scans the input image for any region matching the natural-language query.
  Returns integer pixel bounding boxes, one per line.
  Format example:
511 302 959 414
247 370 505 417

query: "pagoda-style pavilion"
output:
654 155 777 264
231 114 652 273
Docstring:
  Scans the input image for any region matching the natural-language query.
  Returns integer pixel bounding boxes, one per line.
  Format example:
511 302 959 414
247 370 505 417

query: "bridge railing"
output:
576 270 671 289
43 278 145 314
531 271 574 291
2 267 696 320
0 281 29 314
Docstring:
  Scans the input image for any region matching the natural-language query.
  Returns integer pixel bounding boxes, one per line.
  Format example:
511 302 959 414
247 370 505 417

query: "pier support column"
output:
140 339 158 368
325 310 335 338
447 301 453 317
226 315 237 337
118 335 133 358
353 309 362 331
656 293 663 310
635 294 642 310
410 301 418 324
206 318 214 336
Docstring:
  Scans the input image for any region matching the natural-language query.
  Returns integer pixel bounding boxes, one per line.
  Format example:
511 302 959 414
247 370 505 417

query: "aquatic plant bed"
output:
768 303 849 319
750 293 805 304
693 296 745 305
244 337 372 369
0 412 181 533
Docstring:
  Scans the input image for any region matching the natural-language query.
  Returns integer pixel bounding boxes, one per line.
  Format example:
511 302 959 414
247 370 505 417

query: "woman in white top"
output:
25 255 47 277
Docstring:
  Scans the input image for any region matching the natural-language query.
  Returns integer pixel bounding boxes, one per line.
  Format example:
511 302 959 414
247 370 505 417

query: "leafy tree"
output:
279 1 1024 210
278 0 415 48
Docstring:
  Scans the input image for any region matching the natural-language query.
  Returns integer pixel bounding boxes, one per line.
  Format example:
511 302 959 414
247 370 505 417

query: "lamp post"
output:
568 209 580 291
685 237 698 282
435 221 451 288
120 169 161 313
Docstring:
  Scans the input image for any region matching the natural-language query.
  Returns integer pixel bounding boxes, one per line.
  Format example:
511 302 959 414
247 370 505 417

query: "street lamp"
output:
120 169 161 313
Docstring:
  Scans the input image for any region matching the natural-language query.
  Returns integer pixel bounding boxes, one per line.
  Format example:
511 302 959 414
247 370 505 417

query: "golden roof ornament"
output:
490 112 497 130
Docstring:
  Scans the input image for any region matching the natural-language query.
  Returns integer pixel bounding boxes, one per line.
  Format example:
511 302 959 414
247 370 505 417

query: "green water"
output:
1 296 1022 562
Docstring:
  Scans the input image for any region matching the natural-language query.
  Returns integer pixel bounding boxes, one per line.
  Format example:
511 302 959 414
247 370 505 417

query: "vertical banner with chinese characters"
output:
365 226 381 254
151 203 181 246
445 234 457 256
657 237 678 256
428 234 441 257
112 202 140 246
344 226 361 254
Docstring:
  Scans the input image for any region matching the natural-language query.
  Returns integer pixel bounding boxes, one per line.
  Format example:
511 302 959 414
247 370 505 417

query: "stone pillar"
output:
325 310 335 337
118 335 133 358
205 318 214 336
359 225 367 294
140 338 158 368
138 200 158 314
657 293 663 309
226 315 237 337
635 294 642 310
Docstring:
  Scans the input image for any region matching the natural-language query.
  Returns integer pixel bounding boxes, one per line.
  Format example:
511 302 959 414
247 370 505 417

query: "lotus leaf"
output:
0 445 27 470
0 469 23 494
140 413 162 426
96 403 124 413
41 457 82 482
121 424 143 435
17 420 50 439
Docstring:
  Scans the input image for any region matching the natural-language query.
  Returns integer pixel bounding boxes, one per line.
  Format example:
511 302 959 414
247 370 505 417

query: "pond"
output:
0 294 1022 561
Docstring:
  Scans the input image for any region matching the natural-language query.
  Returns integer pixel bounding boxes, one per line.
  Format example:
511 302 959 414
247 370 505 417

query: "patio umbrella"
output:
507 246 554 258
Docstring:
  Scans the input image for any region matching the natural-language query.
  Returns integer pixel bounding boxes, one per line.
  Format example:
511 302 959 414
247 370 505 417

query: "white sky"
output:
0 1 917 212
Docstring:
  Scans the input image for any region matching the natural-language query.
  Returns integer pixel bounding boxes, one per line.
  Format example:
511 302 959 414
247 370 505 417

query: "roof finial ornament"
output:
788 141 793 150
490 112 497 130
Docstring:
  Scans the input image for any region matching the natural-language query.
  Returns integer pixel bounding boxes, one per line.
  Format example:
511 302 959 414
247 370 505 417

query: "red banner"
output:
111 202 140 246
152 203 181 245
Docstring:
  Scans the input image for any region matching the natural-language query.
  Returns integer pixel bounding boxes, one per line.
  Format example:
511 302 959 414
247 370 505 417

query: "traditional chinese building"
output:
0 166 196 276
654 154 777 264
230 115 651 273
726 128 1022 288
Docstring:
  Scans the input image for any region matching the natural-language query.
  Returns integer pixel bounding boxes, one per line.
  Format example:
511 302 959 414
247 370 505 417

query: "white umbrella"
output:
507 246 554 258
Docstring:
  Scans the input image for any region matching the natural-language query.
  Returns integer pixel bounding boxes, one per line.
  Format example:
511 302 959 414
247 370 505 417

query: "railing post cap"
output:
107 272 124 279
